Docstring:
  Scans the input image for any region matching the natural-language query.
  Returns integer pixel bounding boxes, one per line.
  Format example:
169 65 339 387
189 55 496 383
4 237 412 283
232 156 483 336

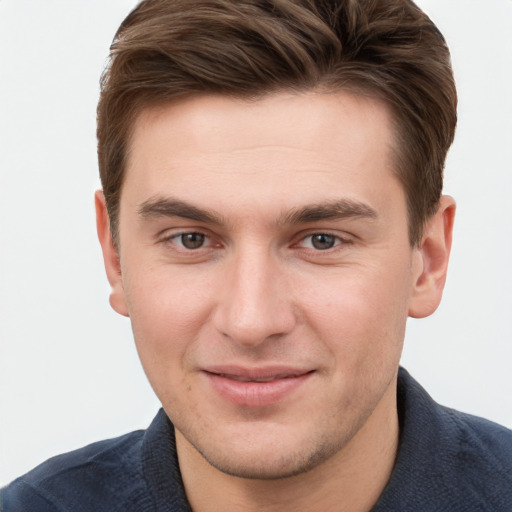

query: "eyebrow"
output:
281 199 378 225
138 197 225 225
138 196 378 226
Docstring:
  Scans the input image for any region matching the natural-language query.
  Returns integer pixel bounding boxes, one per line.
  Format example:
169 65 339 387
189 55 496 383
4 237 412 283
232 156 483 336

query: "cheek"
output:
122 267 214 378
301 264 411 365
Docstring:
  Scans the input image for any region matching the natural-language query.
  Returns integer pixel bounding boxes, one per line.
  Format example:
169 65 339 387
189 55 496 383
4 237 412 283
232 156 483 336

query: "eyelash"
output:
160 230 351 253
164 232 215 250
294 232 350 251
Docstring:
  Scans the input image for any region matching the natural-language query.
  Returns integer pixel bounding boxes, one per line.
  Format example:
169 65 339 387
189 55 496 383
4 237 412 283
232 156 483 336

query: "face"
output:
98 91 440 479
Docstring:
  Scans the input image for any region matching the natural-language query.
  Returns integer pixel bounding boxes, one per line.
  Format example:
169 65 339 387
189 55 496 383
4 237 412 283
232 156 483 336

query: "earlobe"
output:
94 190 129 317
408 195 456 319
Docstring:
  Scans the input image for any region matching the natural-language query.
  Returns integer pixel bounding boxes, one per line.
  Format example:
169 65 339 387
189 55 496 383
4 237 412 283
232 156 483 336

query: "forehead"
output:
130 90 393 156
122 91 401 220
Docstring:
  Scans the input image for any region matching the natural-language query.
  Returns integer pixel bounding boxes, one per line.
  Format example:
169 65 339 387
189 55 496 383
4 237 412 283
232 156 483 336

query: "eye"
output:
172 232 208 250
299 233 344 250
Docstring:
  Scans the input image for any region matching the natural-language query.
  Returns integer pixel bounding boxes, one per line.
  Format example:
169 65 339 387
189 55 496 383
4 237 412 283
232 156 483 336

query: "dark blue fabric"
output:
372 370 512 511
0 412 190 512
2 368 511 511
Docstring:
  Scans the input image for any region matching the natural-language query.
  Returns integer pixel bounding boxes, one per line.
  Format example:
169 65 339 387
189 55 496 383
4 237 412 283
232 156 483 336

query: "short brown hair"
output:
97 0 457 246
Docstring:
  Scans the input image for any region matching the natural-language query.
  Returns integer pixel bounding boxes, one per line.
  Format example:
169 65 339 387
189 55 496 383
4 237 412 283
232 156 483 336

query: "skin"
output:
96 91 455 511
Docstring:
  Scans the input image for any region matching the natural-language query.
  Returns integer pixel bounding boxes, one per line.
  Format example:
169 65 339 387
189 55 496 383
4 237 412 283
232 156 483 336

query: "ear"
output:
95 190 129 317
408 195 456 318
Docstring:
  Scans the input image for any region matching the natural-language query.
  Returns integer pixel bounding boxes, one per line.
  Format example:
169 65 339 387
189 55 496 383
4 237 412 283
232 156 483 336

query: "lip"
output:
202 366 314 407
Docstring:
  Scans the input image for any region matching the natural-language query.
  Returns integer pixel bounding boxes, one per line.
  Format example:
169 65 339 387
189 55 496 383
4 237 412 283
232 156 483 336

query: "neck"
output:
176 381 399 512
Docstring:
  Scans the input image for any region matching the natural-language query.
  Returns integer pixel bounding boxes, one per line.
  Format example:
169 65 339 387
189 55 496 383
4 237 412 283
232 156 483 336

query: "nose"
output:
212 247 297 347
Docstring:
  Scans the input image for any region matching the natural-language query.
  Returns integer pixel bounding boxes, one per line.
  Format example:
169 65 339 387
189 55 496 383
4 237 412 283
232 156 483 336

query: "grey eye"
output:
180 233 206 249
310 234 336 250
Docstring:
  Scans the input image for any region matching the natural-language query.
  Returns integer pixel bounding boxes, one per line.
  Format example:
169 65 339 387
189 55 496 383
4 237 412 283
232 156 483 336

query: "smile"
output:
214 372 307 382
203 367 315 407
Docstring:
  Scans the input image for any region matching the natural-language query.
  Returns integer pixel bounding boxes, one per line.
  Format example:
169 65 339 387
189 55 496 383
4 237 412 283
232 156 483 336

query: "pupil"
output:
312 234 335 250
181 233 205 249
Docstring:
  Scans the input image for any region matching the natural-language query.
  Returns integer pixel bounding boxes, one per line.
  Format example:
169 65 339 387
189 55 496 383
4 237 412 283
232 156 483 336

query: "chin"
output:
193 432 344 481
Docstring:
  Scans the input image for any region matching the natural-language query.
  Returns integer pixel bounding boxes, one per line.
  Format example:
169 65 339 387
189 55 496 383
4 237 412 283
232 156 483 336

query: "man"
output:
2 0 511 510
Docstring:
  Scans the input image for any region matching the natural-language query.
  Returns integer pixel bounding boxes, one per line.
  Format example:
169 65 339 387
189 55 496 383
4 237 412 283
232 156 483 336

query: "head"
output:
95 0 457 490
97 0 457 248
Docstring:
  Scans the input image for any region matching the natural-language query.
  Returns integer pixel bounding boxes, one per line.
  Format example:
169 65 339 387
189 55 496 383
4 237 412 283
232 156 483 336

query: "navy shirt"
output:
2 368 512 511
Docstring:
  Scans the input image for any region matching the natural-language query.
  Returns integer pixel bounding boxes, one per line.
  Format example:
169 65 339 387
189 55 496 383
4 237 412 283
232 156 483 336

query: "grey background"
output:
1 0 511 485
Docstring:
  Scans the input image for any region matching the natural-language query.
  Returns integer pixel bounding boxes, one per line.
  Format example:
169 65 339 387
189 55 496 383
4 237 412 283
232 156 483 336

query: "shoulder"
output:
1 429 152 512
1 409 190 512
440 405 512 485
427 406 512 510
374 368 512 511
399 367 512 467
446 404 512 453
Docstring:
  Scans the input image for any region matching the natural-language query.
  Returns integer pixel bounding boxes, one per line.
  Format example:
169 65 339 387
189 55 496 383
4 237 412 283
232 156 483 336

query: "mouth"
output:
202 367 315 407
211 371 310 382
